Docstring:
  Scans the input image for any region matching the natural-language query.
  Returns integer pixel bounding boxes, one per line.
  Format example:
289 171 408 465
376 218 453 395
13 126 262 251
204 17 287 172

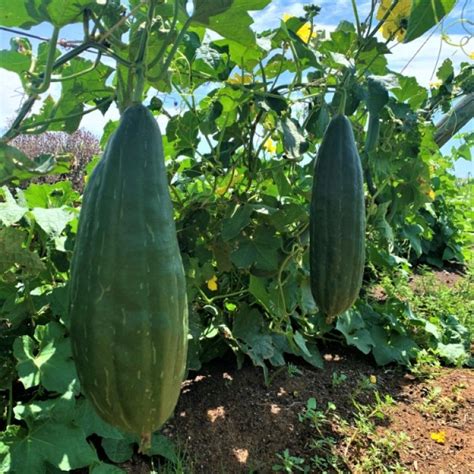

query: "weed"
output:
331 371 348 387
272 449 306 472
409 349 442 380
416 384 465 416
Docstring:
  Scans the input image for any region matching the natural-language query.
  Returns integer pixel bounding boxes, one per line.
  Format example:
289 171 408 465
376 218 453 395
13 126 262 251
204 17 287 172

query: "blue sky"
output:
0 0 472 176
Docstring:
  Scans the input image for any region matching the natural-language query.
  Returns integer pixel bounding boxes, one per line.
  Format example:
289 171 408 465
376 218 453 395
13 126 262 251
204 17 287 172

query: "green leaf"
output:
75 398 124 440
31 207 75 237
14 387 76 425
0 143 59 186
221 204 253 241
90 463 126 474
0 38 32 76
233 306 274 372
214 38 263 70
280 117 309 160
305 103 330 138
298 275 317 315
231 227 281 273
370 326 418 365
391 75 428 109
5 418 97 473
0 226 45 276
147 433 178 463
436 343 468 365
101 438 134 463
0 0 96 28
336 311 374 354
405 0 456 43
13 322 78 393
191 0 272 46
249 275 272 312
0 187 27 226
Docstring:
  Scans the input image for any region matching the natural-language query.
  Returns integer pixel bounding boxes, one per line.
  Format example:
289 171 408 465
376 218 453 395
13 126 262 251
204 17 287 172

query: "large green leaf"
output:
405 0 456 43
2 420 97 473
191 0 272 46
0 0 96 28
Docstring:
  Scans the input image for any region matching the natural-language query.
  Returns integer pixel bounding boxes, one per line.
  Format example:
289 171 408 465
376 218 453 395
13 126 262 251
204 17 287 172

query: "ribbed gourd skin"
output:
310 114 365 322
69 104 188 436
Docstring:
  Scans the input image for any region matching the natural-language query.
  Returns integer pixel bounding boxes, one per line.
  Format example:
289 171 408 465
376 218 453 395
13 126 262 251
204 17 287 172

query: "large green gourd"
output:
69 104 188 441
310 114 365 322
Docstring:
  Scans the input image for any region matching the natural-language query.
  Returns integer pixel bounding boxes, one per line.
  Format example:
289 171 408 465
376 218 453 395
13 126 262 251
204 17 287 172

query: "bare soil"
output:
113 350 473 473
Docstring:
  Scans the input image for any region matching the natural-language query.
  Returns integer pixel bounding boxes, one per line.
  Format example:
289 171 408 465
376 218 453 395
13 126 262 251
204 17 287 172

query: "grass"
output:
272 377 412 474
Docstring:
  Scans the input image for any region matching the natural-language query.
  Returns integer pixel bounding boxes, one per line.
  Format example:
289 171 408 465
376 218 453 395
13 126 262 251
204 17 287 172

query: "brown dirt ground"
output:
110 349 473 473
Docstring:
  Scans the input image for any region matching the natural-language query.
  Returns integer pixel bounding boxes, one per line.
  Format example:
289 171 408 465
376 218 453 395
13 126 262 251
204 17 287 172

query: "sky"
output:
0 0 472 176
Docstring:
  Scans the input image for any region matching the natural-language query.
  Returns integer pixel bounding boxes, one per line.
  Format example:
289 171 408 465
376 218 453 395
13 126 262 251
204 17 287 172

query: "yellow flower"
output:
376 0 412 41
296 23 317 43
369 375 377 384
429 79 443 89
227 73 252 85
207 275 218 292
263 137 277 154
431 431 446 444
283 13 316 44
469 51 474 59
428 189 436 200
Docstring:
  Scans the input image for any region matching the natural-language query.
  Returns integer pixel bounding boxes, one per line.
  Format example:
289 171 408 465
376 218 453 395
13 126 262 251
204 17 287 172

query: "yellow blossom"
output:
227 73 252 85
263 137 277 154
429 79 443 89
282 13 316 44
216 171 243 196
207 275 218 292
430 431 446 444
376 0 412 41
369 375 377 384
469 51 474 59
428 189 436 200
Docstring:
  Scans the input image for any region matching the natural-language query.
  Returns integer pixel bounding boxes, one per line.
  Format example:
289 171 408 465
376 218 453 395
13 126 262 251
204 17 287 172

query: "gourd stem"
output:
151 17 193 84
338 87 347 115
350 0 361 37
29 26 60 95
133 0 156 103
148 0 180 69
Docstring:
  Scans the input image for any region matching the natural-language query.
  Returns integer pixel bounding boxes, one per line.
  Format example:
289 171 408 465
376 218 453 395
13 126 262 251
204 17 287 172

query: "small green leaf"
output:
0 38 32 75
280 117 309 160
31 207 75 237
13 322 78 393
0 187 27 226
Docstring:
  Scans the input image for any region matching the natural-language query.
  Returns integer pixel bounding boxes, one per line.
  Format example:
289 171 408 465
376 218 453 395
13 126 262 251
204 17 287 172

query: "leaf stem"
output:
7 381 13 426
148 0 180 69
17 96 115 134
29 26 60 95
149 17 193 84
351 0 362 37
133 0 157 103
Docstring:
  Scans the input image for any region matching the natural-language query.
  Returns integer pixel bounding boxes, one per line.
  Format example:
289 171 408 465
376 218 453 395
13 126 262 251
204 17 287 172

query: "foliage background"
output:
0 0 472 471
